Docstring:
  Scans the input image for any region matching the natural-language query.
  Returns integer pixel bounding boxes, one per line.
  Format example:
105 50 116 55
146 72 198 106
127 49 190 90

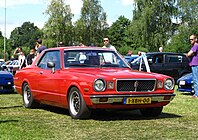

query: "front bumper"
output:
0 86 14 93
90 94 175 104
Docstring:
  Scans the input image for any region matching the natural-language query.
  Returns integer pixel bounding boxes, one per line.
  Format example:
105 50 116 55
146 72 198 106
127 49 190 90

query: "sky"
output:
0 0 134 38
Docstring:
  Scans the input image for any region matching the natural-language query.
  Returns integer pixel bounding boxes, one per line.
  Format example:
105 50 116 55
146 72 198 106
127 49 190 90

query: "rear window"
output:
166 55 183 63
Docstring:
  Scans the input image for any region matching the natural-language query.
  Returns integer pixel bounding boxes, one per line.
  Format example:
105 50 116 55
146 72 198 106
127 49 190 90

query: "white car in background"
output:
6 60 20 75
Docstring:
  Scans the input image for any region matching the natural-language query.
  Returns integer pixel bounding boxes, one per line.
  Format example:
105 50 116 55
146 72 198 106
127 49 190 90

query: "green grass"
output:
0 89 198 140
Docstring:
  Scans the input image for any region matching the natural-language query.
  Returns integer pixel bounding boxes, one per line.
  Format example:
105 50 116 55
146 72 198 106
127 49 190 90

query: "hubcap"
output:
70 91 80 115
24 85 31 104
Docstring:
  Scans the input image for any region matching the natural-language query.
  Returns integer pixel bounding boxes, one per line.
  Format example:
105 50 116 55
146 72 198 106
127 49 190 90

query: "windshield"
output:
64 49 130 68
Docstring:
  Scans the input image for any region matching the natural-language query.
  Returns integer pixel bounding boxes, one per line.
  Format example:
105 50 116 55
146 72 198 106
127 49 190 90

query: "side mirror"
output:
47 62 55 73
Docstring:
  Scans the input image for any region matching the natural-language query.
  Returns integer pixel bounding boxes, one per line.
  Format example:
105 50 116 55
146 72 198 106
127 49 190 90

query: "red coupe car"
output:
14 46 175 119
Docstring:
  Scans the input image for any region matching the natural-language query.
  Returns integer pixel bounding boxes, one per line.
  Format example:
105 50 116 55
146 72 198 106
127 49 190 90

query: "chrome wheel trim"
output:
69 91 80 116
23 85 31 105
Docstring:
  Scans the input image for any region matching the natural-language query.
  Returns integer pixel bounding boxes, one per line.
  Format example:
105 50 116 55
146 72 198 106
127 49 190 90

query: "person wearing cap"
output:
36 38 47 56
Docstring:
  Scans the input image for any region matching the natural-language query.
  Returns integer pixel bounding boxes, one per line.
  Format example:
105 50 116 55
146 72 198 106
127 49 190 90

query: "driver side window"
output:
37 51 60 70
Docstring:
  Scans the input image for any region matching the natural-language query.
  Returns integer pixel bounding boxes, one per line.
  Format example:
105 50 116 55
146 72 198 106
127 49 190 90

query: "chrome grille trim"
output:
116 78 156 92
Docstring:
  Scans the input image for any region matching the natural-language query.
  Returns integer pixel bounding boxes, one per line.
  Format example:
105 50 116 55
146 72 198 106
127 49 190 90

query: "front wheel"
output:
140 107 163 117
68 87 91 119
22 83 38 108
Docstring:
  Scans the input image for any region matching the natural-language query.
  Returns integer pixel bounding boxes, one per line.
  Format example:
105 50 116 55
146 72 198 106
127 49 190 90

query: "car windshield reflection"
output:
64 50 129 68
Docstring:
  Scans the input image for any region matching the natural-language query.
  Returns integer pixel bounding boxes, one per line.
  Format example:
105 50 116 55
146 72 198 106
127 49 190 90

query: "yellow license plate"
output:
124 97 151 104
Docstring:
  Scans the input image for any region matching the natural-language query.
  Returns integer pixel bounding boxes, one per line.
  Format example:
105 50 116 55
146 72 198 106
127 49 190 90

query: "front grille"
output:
180 85 192 89
117 79 156 92
3 85 13 90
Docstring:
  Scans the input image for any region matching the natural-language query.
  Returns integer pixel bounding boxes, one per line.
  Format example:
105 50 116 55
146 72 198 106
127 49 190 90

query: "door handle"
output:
40 71 43 74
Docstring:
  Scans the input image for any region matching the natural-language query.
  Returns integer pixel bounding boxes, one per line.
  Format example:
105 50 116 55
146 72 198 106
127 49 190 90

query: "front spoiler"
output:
90 94 175 104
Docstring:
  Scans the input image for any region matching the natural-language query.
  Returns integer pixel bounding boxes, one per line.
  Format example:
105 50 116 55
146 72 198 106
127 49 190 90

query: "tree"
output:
165 22 198 53
75 0 108 46
43 0 73 46
176 0 198 26
108 16 130 50
0 31 4 59
125 0 178 52
9 22 42 49
0 31 3 38
165 0 198 53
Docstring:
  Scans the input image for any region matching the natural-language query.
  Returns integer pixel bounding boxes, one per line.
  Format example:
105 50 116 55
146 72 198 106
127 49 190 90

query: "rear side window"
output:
166 55 183 63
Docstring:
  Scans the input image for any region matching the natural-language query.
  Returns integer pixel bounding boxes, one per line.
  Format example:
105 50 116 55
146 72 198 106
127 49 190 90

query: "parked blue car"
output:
124 55 139 63
0 71 14 93
177 73 193 93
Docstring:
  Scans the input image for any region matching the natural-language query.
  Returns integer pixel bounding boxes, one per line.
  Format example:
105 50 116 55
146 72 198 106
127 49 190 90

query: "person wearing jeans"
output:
186 34 198 98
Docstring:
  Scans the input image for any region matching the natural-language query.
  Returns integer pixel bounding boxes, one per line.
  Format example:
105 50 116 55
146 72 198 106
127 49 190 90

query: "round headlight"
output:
94 79 106 92
164 78 174 90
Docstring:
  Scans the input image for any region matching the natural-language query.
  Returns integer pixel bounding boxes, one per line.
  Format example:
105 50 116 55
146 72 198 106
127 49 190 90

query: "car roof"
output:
44 46 114 52
146 52 186 56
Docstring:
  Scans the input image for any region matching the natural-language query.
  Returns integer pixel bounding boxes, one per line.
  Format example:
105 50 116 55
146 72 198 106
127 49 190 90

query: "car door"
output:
148 54 164 74
163 54 182 80
36 50 62 103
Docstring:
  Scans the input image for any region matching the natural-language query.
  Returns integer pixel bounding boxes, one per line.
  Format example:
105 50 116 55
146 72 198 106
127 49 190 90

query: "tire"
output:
68 87 91 119
22 83 38 108
140 107 163 117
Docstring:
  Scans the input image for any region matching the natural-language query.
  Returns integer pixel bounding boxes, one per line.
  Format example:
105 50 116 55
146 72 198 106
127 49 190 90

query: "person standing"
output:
127 50 132 56
159 47 163 52
36 38 47 57
58 42 64 47
186 34 198 98
102 36 117 51
19 51 26 69
102 36 117 63
13 47 23 60
26 49 35 66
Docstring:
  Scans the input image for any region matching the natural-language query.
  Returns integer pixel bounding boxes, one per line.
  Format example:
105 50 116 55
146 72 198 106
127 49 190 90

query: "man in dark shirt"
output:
26 49 35 66
35 38 47 57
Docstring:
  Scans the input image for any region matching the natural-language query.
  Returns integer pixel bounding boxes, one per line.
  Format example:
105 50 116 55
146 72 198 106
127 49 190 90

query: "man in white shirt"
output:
102 36 117 63
102 36 117 51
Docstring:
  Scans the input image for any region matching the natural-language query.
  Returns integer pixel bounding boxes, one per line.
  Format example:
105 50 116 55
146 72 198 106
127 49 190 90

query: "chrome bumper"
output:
90 94 175 104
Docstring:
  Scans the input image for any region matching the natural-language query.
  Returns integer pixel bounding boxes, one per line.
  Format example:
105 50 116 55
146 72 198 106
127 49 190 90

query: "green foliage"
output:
0 31 3 38
177 0 198 25
0 37 12 60
108 16 130 49
43 0 74 46
166 23 198 53
75 0 108 46
2 0 198 58
44 38 57 48
9 22 42 49
126 0 178 52
118 46 133 55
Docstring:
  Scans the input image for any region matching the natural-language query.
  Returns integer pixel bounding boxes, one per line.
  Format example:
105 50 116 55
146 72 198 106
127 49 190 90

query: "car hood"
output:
177 73 192 83
66 68 168 80
0 71 13 78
